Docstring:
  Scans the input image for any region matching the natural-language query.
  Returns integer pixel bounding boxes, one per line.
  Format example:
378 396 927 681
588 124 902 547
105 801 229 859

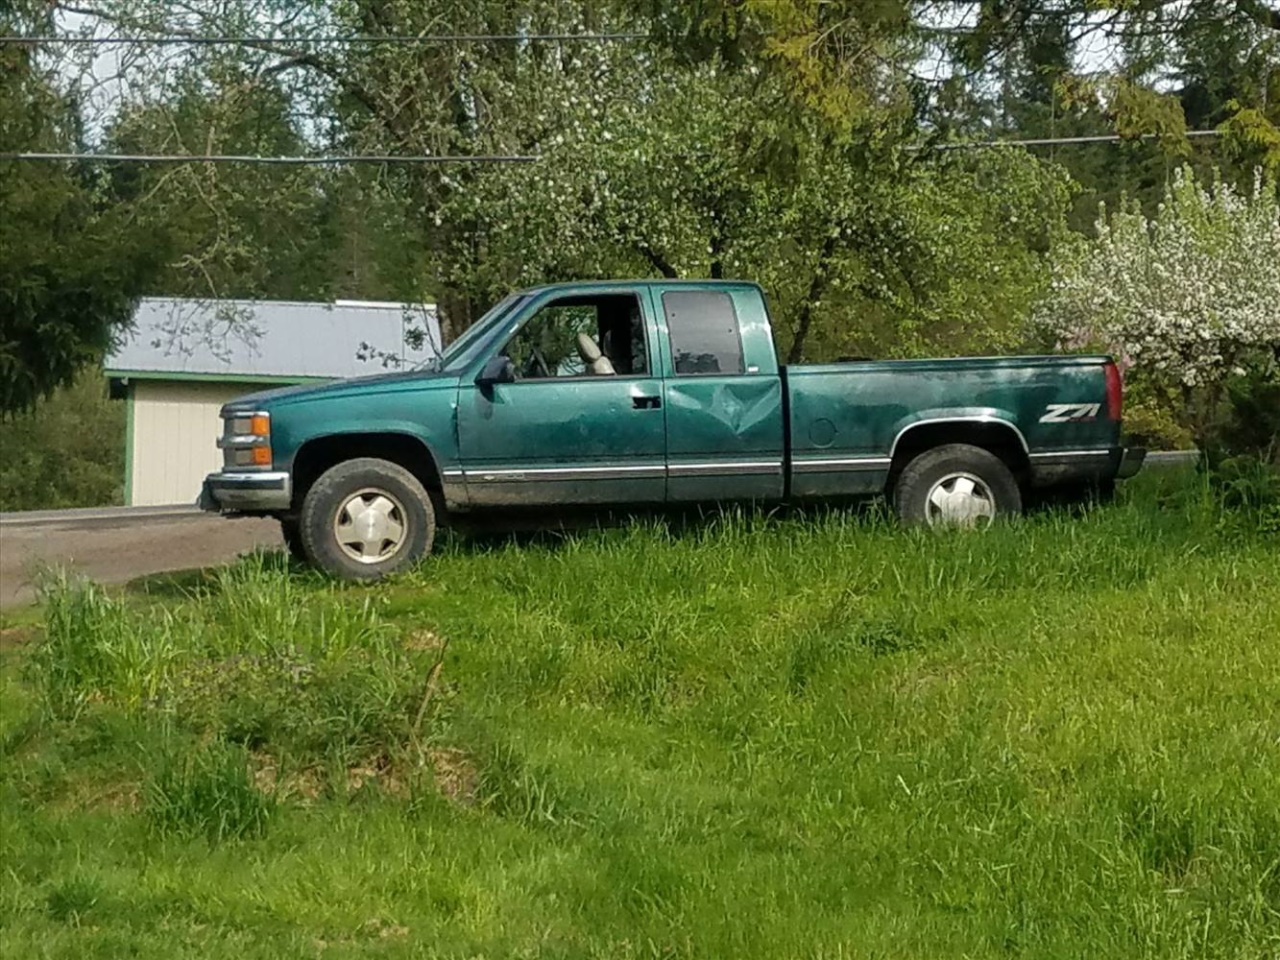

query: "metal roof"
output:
105 297 441 381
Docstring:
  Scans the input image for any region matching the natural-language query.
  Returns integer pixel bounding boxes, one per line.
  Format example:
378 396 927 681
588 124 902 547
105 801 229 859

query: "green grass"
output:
2 471 1278 958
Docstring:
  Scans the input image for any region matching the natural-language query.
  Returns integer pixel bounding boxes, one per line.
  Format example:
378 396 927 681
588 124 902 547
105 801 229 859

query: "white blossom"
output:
1035 168 1280 387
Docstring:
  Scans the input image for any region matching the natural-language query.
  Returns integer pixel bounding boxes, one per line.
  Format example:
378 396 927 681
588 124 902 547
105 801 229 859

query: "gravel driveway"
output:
0 511 282 608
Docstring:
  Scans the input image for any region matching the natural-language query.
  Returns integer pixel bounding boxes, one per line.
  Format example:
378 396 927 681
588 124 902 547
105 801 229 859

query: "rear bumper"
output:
1116 446 1147 480
1029 446 1146 488
200 471 291 514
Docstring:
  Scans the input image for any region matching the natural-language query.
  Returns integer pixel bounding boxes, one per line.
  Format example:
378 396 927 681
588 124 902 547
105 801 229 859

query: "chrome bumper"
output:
200 470 291 514
1116 446 1147 480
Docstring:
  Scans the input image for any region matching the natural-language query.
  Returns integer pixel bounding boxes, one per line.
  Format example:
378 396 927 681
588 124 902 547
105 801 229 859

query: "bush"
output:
1120 379 1196 450
0 372 124 511
1199 362 1280 533
1212 366 1280 464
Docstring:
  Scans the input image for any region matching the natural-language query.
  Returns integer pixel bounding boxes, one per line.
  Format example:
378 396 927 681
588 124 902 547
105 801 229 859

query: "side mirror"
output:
476 355 515 386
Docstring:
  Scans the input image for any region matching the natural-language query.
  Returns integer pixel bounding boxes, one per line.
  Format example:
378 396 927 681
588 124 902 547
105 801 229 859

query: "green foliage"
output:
0 9 162 414
1213 364 1280 462
43 875 102 925
1037 165 1280 447
145 740 275 844
4 476 1279 956
1208 453 1280 534
70 0 1082 360
0 373 124 511
444 50 1073 361
104 79 412 302
1203 363 1280 533
1120 381 1197 450
29 557 434 769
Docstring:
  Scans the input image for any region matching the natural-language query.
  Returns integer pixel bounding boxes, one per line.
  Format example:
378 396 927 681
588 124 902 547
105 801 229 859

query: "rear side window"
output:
662 290 744 375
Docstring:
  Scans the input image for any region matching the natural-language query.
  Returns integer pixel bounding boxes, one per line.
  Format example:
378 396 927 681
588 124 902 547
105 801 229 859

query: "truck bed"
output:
783 355 1120 497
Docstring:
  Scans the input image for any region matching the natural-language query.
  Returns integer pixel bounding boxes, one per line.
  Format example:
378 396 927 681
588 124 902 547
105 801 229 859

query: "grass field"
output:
2 470 1278 959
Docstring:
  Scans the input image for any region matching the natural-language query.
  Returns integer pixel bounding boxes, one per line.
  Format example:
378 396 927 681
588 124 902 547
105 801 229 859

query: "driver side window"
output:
501 293 648 380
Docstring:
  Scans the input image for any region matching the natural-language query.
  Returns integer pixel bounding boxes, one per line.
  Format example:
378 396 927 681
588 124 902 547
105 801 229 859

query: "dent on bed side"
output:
666 379 783 438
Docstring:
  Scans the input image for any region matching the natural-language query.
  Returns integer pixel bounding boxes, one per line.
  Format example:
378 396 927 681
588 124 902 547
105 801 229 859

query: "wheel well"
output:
289 433 443 512
887 421 1030 488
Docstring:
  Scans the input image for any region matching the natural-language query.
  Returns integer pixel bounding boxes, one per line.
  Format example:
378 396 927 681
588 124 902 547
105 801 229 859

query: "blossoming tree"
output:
1039 168 1279 384
1036 167 1280 440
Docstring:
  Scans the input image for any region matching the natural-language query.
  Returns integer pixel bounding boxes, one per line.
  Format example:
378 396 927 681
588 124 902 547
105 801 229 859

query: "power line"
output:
0 152 538 165
0 131 1227 166
0 32 650 46
930 129 1223 149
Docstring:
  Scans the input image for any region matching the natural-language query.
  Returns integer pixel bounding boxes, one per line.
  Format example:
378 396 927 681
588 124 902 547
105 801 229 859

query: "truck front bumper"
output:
200 471 292 514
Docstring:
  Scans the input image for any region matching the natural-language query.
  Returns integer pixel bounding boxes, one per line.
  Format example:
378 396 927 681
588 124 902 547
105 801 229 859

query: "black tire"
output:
280 517 307 563
298 457 435 580
892 443 1023 527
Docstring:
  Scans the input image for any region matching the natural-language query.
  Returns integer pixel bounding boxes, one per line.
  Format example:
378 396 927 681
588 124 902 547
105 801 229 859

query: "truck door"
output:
456 289 668 507
657 286 785 502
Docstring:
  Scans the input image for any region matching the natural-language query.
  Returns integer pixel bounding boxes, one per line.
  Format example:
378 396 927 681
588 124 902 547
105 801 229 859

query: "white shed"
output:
106 297 440 506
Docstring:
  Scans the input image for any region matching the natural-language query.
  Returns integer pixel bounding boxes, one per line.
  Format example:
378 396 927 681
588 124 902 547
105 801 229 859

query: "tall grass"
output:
3 470 1278 958
146 740 275 843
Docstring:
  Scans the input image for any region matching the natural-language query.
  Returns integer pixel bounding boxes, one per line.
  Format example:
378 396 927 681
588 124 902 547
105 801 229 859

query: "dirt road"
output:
0 511 282 609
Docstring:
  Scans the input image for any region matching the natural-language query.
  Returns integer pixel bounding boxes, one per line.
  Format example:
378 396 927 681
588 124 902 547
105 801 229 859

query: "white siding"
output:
128 381 260 506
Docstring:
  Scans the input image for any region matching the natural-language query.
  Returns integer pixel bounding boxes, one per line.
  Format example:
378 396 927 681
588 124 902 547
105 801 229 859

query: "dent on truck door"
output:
456 291 667 506
660 289 785 502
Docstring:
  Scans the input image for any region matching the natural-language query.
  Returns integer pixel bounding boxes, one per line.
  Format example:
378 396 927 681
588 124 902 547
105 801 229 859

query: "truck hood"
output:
223 368 457 412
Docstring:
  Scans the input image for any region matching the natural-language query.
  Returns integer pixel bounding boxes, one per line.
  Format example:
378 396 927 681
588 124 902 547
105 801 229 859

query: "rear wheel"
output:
893 443 1022 527
298 458 435 580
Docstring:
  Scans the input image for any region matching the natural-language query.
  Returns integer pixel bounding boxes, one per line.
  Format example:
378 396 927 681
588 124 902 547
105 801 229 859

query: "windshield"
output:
438 294 528 373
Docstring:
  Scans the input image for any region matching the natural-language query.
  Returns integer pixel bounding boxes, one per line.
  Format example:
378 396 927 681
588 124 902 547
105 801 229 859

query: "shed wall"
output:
128 380 258 506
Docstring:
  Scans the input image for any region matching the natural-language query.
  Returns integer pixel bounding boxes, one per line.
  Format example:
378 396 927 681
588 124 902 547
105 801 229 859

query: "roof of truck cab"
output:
516 279 764 296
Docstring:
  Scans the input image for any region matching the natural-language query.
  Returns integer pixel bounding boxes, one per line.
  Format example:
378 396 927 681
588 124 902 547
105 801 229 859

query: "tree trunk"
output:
786 234 838 364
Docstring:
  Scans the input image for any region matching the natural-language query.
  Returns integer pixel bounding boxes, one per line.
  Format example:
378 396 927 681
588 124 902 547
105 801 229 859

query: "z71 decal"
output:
1040 402 1101 423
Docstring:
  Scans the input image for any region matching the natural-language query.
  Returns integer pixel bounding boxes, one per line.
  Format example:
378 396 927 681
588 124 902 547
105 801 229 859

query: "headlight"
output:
219 411 272 469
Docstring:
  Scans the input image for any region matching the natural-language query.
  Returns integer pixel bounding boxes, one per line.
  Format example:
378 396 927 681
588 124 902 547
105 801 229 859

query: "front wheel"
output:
892 443 1022 527
298 458 435 580
280 517 307 564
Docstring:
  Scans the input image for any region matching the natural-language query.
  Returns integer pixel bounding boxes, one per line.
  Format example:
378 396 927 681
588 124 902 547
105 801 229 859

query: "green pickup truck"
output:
201 280 1145 579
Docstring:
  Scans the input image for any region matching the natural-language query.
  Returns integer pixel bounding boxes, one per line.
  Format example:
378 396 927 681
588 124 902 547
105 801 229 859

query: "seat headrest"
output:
575 332 603 362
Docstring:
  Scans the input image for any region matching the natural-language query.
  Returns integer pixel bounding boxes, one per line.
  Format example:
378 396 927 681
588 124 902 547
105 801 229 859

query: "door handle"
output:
632 395 662 410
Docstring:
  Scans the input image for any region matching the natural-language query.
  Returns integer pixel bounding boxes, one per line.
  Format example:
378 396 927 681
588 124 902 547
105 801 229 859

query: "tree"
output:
446 52 1074 361
1035 165 1280 439
923 0 1280 188
0 3 161 414
0 372 124 510
50 0 1073 362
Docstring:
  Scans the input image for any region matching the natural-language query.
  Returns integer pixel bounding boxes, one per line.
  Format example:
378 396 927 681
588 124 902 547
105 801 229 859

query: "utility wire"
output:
0 131 1226 166
0 32 650 46
0 152 539 165
928 129 1224 149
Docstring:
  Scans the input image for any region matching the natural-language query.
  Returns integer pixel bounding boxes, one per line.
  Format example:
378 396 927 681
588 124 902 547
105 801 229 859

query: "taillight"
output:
1104 361 1123 420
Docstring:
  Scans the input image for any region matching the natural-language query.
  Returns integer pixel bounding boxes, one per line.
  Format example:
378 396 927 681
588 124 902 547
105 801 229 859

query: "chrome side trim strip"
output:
459 461 785 482
889 416 1030 459
468 464 666 482
441 468 465 479
791 456 891 473
668 461 783 477
1028 449 1111 460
